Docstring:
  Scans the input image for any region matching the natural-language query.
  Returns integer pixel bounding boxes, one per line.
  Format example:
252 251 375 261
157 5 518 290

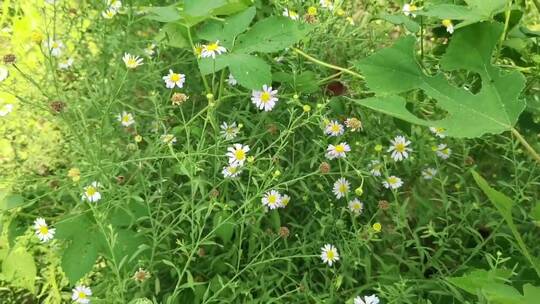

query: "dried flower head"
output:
50 100 66 113
319 161 331 174
133 268 151 282
3 54 16 65
279 226 290 238
171 92 189 106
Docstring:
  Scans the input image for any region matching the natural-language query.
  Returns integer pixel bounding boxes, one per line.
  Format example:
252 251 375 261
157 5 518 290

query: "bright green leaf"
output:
447 268 512 295
235 16 313 54
0 193 25 210
197 6 256 49
416 0 507 29
213 211 235 244
522 284 540 304
1 247 37 293
143 6 182 23
354 22 526 138
184 0 227 17
379 14 420 32
228 53 271 89
156 23 190 49
198 55 230 76
62 238 99 285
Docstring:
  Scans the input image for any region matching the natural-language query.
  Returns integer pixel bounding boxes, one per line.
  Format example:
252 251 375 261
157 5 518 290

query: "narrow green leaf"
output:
228 53 271 89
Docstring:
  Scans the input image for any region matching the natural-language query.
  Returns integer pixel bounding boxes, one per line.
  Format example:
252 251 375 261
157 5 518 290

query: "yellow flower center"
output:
52 42 59 48
330 124 340 133
206 43 219 51
327 251 335 259
39 226 49 234
122 115 131 123
335 145 345 153
395 143 405 152
268 195 277 205
170 73 180 82
353 203 361 210
308 6 317 15
78 292 87 299
127 58 137 67
442 19 453 28
86 186 97 196
410 5 417 11
235 150 245 161
388 177 397 184
260 92 271 103
339 184 347 193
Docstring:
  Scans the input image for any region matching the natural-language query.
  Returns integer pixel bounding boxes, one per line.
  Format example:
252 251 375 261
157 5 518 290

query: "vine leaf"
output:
415 0 507 29
354 22 526 138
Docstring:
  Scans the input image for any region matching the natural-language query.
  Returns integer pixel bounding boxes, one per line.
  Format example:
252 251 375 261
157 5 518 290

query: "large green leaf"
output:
143 6 182 23
156 23 190 48
184 0 227 16
62 237 99 285
228 54 271 89
1 247 37 292
378 14 420 32
234 16 313 54
0 192 25 210
197 6 256 49
354 22 526 138
416 0 507 29
447 268 512 295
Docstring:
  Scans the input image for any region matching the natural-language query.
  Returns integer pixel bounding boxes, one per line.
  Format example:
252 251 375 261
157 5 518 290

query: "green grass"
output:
1 0 540 303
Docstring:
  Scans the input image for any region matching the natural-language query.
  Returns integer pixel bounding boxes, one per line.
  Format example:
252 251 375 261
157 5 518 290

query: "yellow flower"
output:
135 135 143 143
355 186 363 196
68 168 81 182
307 6 318 16
372 222 382 233
303 104 311 112
31 31 44 43
374 144 383 152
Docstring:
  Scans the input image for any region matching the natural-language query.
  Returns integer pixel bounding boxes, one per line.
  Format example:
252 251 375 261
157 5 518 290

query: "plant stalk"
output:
292 48 364 79
511 128 540 163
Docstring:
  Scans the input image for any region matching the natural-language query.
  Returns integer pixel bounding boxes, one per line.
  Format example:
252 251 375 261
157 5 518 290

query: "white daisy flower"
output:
0 103 13 116
72 285 92 304
45 39 64 57
82 181 102 202
58 57 73 69
326 142 350 159
442 19 454 34
402 3 417 17
161 134 177 145
382 176 403 190
332 177 350 199
33 218 56 242
387 135 412 161
117 111 135 127
320 244 339 266
324 120 345 137
429 127 446 138
162 69 186 89
222 164 242 178
220 122 239 140
283 8 300 20
0 67 8 82
122 53 143 69
201 40 227 59
251 85 278 111
369 160 383 177
226 143 250 166
348 198 364 216
144 43 156 57
262 190 283 209
319 0 335 10
422 167 437 180
354 294 380 304
227 74 237 86
108 0 122 10
102 8 118 19
45 0 58 5
280 194 290 208
435 143 451 159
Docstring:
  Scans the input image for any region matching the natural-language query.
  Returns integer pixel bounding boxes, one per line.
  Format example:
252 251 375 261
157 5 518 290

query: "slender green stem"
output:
533 0 540 13
185 26 211 93
511 128 540 163
497 0 512 58
292 48 364 79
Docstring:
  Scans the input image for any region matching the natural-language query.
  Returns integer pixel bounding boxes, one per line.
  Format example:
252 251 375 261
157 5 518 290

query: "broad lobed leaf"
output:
354 22 526 138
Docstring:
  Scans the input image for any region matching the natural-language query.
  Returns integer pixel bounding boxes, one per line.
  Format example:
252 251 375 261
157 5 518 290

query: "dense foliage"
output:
1 0 540 303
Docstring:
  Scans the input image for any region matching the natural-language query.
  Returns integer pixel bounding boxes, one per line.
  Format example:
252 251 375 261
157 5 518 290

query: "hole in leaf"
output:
403 90 449 121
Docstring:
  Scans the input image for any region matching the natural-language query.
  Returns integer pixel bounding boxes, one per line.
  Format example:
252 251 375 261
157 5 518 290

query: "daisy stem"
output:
185 26 211 94
292 48 364 80
510 128 540 163
496 0 512 59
